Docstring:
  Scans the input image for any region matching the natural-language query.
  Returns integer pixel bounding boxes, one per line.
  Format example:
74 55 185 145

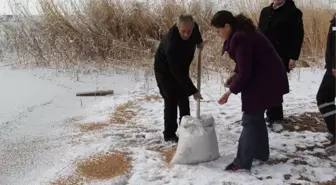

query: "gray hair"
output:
176 13 194 26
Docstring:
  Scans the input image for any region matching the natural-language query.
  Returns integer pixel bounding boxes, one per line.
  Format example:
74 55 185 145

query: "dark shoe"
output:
325 136 336 156
332 135 335 145
164 134 179 143
266 118 275 127
325 144 335 156
266 117 284 127
225 163 241 171
325 135 336 148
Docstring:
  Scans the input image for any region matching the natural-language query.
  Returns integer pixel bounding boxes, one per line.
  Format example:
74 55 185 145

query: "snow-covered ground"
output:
0 65 335 185
0 65 151 185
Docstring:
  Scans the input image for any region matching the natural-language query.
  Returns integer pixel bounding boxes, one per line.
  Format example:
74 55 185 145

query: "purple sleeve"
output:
229 37 253 94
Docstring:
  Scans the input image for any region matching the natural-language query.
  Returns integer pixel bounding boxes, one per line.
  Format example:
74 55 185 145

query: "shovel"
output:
196 47 202 119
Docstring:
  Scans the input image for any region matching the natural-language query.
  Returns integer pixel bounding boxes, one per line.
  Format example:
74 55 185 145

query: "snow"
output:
0 65 150 185
0 66 335 185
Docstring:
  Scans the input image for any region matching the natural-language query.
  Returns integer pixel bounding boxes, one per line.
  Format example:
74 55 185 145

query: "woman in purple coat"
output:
211 10 290 171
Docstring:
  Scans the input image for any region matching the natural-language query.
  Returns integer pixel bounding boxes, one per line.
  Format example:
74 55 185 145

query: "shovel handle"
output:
196 48 202 119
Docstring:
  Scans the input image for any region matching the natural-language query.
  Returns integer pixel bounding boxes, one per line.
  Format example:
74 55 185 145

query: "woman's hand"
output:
218 89 232 105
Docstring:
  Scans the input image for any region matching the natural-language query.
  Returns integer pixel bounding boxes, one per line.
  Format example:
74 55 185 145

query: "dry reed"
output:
160 146 177 165
317 180 336 185
78 122 110 132
110 100 139 124
0 0 333 73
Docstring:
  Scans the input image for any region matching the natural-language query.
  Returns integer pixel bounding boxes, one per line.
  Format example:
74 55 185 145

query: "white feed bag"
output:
171 114 220 165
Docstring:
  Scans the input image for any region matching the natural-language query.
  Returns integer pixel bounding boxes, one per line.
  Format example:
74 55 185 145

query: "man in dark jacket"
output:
258 0 304 124
154 14 204 142
317 15 336 154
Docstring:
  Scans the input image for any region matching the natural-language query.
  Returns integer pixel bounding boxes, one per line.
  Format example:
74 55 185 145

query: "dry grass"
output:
142 94 161 102
110 100 140 124
76 151 131 180
160 146 177 165
1 0 333 72
78 99 141 131
279 112 327 133
78 98 143 131
300 7 333 64
317 180 336 185
266 158 290 165
78 122 110 132
50 151 131 184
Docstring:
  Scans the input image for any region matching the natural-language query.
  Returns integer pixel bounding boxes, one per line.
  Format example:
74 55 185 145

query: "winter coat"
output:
223 30 290 113
325 15 336 73
258 0 304 72
154 22 203 96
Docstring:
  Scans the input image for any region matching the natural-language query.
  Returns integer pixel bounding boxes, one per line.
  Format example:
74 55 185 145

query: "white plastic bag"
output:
171 114 220 165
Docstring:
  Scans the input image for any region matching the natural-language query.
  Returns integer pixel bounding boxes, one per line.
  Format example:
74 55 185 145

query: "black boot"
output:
265 117 274 127
329 134 335 145
325 136 335 156
164 132 179 143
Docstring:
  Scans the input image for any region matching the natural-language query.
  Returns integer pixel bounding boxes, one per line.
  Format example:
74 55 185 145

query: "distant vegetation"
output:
0 0 333 72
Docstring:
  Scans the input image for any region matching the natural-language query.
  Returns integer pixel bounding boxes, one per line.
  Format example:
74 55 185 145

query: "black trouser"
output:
233 111 270 169
317 71 335 140
266 104 284 122
266 56 289 122
155 72 190 138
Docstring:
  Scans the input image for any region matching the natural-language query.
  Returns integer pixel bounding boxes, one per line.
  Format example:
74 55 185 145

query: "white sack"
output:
171 114 220 165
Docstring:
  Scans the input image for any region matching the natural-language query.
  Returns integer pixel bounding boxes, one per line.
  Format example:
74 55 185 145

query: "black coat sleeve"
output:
327 22 336 69
288 9 304 60
257 8 266 32
165 39 198 96
193 23 203 45
258 7 269 34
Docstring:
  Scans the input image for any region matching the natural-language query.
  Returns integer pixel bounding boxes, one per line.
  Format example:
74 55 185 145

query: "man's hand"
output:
197 42 205 51
218 90 232 105
193 92 203 100
332 68 336 77
289 59 296 70
224 73 237 88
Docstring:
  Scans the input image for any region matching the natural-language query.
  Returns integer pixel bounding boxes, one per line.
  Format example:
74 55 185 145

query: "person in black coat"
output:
154 14 204 142
258 0 304 124
317 14 336 151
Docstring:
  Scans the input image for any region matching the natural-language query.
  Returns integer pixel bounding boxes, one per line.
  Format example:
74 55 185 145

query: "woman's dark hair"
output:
210 10 256 32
